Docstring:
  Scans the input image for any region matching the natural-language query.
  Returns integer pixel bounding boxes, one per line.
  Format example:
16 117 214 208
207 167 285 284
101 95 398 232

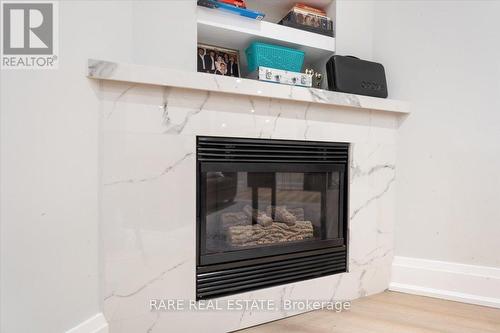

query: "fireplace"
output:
196 136 349 299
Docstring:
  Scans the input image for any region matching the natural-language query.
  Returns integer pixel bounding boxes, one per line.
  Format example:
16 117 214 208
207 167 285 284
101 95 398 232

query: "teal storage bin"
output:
245 42 305 73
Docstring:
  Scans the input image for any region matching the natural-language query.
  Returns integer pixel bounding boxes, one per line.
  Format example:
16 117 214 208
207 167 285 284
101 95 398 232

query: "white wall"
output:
0 1 133 332
339 0 500 269
370 1 500 267
132 0 196 70
335 0 375 60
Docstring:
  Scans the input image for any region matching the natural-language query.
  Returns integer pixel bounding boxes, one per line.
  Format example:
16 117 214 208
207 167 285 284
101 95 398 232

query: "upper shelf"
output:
87 59 410 114
196 6 335 67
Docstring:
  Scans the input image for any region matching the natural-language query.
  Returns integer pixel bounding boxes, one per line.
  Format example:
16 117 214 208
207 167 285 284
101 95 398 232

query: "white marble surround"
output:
95 61 402 332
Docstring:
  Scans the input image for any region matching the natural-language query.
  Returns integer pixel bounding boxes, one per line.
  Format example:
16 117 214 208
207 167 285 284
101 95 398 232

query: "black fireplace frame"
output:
196 136 349 300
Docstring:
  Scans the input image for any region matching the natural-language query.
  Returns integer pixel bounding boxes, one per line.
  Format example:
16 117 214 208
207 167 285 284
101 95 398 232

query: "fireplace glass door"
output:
199 163 345 264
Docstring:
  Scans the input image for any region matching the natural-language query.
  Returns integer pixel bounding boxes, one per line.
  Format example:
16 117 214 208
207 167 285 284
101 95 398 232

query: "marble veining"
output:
99 80 399 332
163 91 210 135
104 152 194 186
146 312 160 333
106 260 188 299
88 59 117 78
351 162 396 180
302 103 312 140
350 175 396 222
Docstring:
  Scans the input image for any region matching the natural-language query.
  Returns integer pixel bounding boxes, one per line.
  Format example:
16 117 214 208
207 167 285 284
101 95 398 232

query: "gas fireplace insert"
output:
196 136 349 299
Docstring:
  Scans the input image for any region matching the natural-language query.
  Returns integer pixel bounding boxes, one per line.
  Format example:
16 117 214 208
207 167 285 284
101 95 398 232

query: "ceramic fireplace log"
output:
220 206 306 231
227 221 314 247
220 212 250 230
266 206 298 226
242 205 273 227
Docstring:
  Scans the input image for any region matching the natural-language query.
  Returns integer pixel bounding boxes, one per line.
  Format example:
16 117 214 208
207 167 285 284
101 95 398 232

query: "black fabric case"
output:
326 55 388 98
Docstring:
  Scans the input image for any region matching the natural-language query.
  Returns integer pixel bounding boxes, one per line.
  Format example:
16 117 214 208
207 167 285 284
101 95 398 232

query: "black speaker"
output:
326 55 388 98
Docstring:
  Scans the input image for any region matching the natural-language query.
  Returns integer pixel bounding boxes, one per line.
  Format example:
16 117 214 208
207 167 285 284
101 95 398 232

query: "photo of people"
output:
197 44 240 77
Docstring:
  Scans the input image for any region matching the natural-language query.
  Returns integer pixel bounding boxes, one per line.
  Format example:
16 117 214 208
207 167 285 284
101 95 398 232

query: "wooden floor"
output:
237 291 500 333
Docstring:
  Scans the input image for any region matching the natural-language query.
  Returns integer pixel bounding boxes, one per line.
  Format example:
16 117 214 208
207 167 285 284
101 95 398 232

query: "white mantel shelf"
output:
87 59 410 114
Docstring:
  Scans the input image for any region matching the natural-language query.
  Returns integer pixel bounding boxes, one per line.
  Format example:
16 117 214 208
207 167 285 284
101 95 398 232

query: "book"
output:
198 0 265 20
218 0 246 8
216 1 265 20
292 8 331 21
292 3 327 17
197 0 217 9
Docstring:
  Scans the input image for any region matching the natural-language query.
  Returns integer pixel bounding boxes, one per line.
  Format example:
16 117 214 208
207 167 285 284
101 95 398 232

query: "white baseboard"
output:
65 313 108 333
390 256 500 308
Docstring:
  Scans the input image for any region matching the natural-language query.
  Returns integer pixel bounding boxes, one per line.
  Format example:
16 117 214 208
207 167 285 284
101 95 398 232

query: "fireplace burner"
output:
196 136 349 299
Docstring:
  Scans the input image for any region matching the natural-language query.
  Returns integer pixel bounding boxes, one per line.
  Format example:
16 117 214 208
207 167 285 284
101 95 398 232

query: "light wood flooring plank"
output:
236 291 500 333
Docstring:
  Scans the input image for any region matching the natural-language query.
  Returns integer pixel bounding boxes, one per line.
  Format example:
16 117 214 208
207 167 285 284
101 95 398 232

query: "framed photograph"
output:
197 43 241 77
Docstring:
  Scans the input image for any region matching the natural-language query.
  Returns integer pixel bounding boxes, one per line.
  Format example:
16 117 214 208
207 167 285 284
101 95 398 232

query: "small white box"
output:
250 67 313 87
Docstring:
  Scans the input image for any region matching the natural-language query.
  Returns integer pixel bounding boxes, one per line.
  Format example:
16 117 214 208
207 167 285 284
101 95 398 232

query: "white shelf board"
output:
87 59 410 115
197 6 335 68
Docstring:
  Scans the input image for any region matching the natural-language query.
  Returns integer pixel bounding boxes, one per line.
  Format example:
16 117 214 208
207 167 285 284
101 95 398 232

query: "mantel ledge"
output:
87 59 410 115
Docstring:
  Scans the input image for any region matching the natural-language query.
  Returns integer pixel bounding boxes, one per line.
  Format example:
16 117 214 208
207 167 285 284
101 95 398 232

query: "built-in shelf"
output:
87 59 410 114
196 6 335 72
